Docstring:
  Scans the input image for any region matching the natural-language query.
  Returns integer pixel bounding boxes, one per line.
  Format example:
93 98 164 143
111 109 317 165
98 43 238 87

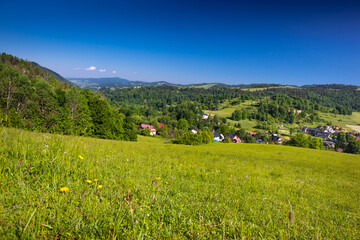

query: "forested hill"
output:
31 61 71 84
0 53 137 141
101 84 360 114
0 52 71 86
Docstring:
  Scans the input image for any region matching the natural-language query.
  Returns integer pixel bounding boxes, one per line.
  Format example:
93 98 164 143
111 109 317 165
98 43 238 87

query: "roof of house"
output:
249 132 257 136
336 148 344 153
213 132 221 138
140 124 156 130
225 133 236 138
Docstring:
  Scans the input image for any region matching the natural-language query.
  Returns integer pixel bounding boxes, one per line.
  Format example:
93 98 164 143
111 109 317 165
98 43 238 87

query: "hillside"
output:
0 53 138 141
0 127 359 238
31 62 71 84
0 52 71 85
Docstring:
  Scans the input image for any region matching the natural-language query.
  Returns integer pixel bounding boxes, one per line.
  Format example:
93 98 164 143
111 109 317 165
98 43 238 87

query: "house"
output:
302 126 319 135
249 132 257 136
213 132 224 142
315 132 331 140
191 129 198 134
271 134 283 143
139 124 157 136
225 133 241 143
323 141 335 148
202 114 209 120
332 125 340 130
336 148 344 153
255 139 265 144
324 126 335 134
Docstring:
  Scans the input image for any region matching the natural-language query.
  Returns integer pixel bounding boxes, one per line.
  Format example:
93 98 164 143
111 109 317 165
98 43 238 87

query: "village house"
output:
332 125 340 130
139 124 157 136
255 139 266 144
323 141 335 148
213 132 224 142
271 134 283 143
191 128 198 134
336 148 344 153
315 132 331 140
225 133 241 143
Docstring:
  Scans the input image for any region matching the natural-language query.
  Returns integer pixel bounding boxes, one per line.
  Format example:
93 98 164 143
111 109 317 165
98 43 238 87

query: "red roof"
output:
249 132 257 136
140 124 156 130
336 148 343 153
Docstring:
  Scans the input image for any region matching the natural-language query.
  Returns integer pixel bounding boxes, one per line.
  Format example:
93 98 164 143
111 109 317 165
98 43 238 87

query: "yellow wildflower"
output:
98 185 103 189
86 180 92 184
156 177 161 180
94 179 98 182
60 187 69 192
79 155 84 159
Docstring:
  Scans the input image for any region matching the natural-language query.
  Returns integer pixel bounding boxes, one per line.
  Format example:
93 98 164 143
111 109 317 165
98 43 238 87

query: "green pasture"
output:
0 128 359 239
317 112 360 130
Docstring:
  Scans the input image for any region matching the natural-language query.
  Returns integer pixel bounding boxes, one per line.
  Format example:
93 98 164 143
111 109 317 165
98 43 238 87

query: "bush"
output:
171 129 214 145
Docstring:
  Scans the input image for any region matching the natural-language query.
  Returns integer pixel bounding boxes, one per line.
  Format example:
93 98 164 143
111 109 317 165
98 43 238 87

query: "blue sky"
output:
0 0 359 85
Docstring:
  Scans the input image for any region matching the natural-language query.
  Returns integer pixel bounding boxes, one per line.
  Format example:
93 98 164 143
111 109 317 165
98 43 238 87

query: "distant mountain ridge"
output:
67 77 174 89
67 77 289 89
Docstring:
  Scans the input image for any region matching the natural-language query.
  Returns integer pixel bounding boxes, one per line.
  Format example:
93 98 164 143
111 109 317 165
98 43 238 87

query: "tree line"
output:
0 53 137 141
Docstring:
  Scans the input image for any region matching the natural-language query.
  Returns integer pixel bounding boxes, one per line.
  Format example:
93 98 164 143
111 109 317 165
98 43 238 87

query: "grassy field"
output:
241 86 298 92
1 127 360 239
317 112 360 130
205 100 259 129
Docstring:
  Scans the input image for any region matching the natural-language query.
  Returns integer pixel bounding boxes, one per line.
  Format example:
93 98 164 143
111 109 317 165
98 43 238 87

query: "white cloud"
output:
73 67 80 70
112 70 116 74
86 66 96 71
99 69 106 72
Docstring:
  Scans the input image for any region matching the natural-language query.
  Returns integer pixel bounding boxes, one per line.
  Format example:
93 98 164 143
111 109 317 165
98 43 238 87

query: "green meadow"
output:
1 127 360 239
317 112 360 130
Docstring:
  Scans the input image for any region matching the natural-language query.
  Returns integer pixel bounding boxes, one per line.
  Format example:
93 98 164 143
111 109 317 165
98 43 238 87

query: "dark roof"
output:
213 132 221 138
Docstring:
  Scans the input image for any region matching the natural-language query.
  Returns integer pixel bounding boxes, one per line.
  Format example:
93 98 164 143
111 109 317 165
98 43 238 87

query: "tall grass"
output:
0 127 359 239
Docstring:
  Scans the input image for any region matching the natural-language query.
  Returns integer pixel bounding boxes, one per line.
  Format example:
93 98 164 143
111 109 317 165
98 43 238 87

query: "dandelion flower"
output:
98 185 103 189
156 177 161 180
86 180 92 184
60 187 69 192
94 179 98 182
79 155 84 159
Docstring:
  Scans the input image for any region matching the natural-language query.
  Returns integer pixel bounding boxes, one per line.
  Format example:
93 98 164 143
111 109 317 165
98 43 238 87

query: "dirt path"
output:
346 125 360 132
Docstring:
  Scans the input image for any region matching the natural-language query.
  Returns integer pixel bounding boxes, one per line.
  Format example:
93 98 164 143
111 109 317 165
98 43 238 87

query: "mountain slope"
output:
31 61 71 84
